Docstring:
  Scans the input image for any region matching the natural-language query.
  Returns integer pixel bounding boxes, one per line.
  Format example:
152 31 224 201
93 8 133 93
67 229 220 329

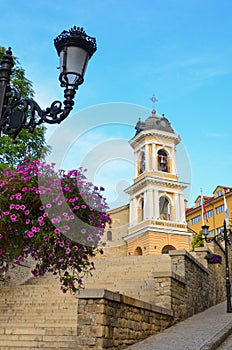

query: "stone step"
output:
0 315 77 321
0 334 78 342
0 318 77 323
1 326 77 336
0 287 77 302
0 348 77 350
0 345 77 350
0 338 78 348
0 300 76 305
0 323 77 329
0 313 77 320
0 304 77 316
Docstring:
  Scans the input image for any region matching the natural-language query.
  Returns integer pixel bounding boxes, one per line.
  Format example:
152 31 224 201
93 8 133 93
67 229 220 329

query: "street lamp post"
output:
202 220 232 313
0 26 97 139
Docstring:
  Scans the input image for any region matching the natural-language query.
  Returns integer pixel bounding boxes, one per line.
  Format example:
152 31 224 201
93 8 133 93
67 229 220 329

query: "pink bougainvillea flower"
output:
10 214 17 222
54 228 61 235
27 231 34 238
0 158 109 294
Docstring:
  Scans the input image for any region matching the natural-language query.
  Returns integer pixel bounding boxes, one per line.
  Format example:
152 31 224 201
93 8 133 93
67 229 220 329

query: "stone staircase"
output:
0 284 78 349
22 255 172 304
83 255 172 302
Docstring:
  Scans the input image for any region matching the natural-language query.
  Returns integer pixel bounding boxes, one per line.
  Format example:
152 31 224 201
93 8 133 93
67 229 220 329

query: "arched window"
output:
162 245 176 254
107 230 112 241
138 197 144 222
139 151 145 175
158 149 168 172
159 196 171 220
134 246 143 255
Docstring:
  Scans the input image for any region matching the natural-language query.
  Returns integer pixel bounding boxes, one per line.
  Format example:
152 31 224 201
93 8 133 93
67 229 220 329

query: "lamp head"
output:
202 224 209 237
54 26 97 89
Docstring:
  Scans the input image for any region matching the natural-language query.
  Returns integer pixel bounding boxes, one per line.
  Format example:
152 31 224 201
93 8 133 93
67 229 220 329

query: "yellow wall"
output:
102 204 129 257
127 231 191 255
186 188 232 235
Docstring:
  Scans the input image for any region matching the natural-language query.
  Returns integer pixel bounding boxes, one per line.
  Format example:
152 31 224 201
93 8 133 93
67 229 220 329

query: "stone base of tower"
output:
126 231 191 255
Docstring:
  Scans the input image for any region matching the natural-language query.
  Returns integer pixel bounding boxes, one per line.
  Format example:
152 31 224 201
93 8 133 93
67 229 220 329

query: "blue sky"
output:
1 0 232 209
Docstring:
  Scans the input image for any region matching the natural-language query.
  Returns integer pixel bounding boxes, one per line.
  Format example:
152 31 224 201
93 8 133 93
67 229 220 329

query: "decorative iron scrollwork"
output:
0 81 76 139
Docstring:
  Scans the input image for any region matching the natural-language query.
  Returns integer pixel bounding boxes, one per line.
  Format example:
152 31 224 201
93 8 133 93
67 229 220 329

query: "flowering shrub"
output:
0 159 109 293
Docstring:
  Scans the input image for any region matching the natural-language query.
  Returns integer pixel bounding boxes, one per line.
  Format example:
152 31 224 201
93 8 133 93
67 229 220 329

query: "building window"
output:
192 215 201 225
217 226 224 234
207 209 214 218
158 149 168 172
208 229 215 235
138 151 145 175
107 231 112 241
197 200 201 207
159 196 171 220
138 197 144 222
217 190 222 197
186 220 190 227
216 204 224 214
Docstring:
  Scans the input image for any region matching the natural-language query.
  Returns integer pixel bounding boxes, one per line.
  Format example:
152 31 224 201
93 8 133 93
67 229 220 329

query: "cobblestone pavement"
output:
126 301 232 350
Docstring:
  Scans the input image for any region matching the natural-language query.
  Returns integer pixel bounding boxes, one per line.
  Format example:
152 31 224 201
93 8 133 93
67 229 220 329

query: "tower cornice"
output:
130 129 181 148
125 176 189 195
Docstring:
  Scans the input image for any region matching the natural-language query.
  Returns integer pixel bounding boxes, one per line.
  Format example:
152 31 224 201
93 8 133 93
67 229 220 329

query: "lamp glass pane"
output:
69 46 89 84
202 226 209 236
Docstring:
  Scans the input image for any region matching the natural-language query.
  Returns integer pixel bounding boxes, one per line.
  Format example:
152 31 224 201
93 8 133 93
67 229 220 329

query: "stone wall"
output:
152 248 226 321
76 289 174 350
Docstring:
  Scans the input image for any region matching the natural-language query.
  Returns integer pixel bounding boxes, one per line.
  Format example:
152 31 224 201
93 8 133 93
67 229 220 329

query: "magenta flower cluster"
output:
0 159 109 293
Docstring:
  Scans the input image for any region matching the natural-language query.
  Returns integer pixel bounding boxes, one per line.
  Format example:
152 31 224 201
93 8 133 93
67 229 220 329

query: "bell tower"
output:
124 109 191 255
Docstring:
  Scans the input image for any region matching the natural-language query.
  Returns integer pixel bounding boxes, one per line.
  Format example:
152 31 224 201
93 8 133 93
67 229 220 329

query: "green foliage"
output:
0 127 51 171
191 231 204 251
0 47 50 168
0 47 34 98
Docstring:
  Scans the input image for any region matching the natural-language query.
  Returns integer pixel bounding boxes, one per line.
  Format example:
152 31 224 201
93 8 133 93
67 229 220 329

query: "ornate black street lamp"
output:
202 220 232 313
0 26 97 139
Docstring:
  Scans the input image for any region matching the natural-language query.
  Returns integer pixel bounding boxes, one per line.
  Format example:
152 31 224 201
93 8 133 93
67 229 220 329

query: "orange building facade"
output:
186 186 232 236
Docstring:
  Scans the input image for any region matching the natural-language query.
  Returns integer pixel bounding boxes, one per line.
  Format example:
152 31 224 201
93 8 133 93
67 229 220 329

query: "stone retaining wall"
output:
153 248 226 321
76 289 174 350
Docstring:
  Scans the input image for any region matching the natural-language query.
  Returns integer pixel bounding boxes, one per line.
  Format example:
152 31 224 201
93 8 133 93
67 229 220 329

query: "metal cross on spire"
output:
150 94 158 109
